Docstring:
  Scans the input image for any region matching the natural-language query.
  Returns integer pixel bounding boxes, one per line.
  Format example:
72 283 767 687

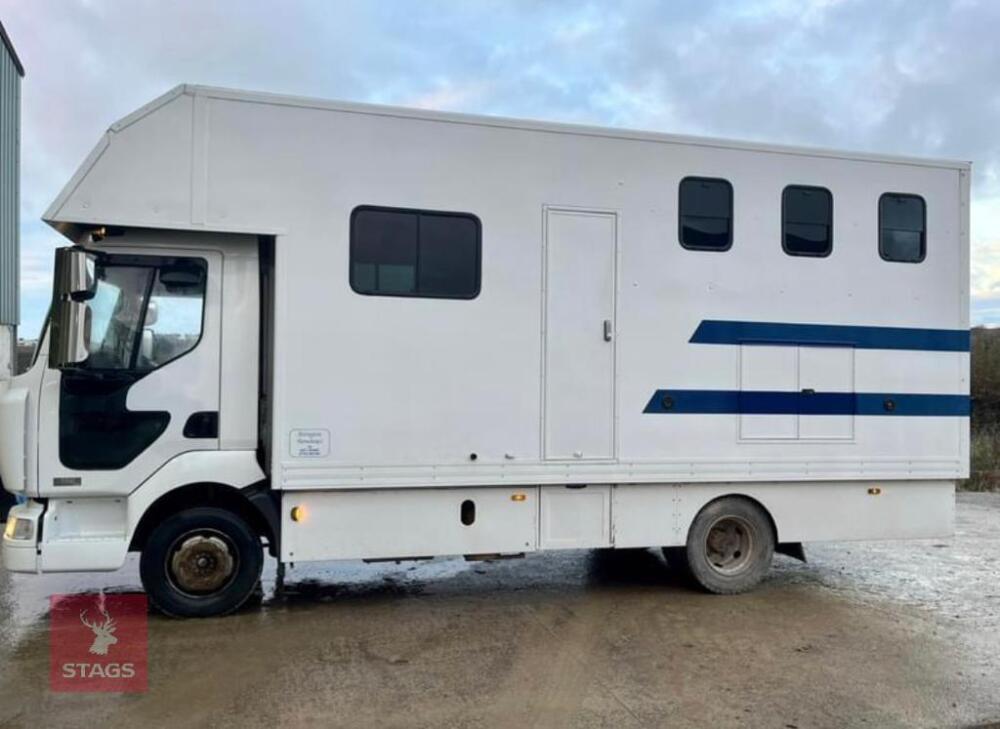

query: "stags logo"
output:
80 602 118 655
50 593 148 693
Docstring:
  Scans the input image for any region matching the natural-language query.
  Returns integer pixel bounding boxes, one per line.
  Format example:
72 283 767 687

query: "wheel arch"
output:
688 492 805 562
692 492 780 545
129 481 279 556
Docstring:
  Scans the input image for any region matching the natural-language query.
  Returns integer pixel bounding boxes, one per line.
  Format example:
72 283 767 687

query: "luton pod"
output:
0 85 970 616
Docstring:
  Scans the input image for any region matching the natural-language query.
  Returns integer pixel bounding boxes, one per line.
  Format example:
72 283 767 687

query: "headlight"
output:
4 517 33 541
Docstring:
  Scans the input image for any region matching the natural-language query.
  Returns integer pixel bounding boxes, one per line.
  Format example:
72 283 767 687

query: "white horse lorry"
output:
0 85 970 617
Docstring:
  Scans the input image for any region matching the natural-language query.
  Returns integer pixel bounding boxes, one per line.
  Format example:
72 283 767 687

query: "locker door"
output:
799 346 855 440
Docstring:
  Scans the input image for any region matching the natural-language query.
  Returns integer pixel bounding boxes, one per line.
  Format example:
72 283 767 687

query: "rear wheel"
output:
140 507 263 618
678 497 774 594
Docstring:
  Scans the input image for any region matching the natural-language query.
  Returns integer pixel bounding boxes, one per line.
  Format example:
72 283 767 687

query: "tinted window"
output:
679 177 733 251
351 206 481 298
880 193 926 263
351 209 418 295
783 185 832 257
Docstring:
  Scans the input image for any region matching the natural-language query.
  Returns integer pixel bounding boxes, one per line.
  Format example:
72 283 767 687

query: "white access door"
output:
543 208 617 460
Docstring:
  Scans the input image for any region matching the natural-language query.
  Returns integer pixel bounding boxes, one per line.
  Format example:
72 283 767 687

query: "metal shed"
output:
0 20 22 330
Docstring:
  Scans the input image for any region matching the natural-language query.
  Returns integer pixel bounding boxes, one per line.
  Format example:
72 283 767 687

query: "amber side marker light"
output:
511 493 527 502
290 506 307 522
868 487 882 496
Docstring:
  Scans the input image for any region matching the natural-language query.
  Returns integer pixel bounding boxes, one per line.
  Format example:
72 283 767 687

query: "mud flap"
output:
243 482 281 557
776 542 807 562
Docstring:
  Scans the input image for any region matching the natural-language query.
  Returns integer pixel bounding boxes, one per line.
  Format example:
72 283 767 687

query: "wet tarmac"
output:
1 492 999 728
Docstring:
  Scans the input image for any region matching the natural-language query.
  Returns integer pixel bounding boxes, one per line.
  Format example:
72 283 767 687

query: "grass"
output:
968 423 1000 491
968 327 1000 491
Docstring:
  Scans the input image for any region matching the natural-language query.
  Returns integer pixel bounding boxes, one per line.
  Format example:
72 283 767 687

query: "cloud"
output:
1 0 998 336
971 197 1000 311
403 80 492 112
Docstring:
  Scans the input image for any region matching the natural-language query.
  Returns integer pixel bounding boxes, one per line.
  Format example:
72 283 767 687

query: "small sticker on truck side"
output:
290 429 330 458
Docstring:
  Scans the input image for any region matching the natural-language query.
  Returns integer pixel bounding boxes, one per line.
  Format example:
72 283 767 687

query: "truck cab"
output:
2 229 277 616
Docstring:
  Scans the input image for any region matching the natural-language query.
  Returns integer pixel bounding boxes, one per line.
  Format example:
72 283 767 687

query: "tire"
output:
140 507 264 618
682 497 775 594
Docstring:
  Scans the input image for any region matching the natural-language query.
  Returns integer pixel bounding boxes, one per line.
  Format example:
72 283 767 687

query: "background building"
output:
0 20 22 381
0 20 22 519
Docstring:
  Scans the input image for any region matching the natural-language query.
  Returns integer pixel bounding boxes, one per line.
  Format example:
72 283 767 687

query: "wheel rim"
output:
166 529 239 597
703 516 755 576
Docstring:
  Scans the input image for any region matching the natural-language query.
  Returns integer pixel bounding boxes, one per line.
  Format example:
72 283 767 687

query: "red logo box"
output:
50 593 148 693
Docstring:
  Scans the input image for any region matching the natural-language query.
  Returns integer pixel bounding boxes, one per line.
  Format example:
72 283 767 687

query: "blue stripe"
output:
690 320 970 352
643 390 970 416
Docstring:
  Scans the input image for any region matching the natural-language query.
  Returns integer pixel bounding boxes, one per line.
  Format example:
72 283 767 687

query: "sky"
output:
2 0 1000 339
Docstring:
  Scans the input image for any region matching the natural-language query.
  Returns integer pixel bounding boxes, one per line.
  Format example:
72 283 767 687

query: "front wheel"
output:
140 507 264 618
674 497 775 594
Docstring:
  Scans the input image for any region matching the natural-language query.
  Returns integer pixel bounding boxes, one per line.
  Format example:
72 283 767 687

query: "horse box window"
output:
783 185 833 257
678 177 733 251
350 206 481 299
880 193 926 263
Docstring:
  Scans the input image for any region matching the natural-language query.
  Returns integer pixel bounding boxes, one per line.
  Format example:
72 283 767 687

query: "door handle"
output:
603 319 613 342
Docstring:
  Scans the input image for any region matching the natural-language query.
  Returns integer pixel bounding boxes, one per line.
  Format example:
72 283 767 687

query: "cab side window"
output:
137 266 207 371
83 258 206 372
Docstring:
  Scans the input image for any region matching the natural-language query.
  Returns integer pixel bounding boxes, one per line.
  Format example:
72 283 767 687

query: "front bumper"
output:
3 498 130 573
2 500 42 572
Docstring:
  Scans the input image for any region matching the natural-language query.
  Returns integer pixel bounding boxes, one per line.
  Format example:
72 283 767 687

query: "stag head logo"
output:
79 601 118 656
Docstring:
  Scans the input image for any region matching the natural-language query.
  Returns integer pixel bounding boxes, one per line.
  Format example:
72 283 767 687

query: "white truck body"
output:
1 85 969 589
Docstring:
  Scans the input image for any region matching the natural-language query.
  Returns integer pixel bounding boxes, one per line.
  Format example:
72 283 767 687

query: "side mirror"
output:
49 247 97 368
53 246 96 301
49 300 91 368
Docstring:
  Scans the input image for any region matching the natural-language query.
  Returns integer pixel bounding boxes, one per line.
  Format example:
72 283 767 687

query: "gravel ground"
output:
0 492 998 728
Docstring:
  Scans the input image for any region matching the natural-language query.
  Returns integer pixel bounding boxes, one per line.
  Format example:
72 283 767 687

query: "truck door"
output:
543 208 618 460
37 249 222 495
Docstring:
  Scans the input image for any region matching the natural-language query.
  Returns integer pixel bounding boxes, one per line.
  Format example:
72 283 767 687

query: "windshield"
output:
26 307 51 372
